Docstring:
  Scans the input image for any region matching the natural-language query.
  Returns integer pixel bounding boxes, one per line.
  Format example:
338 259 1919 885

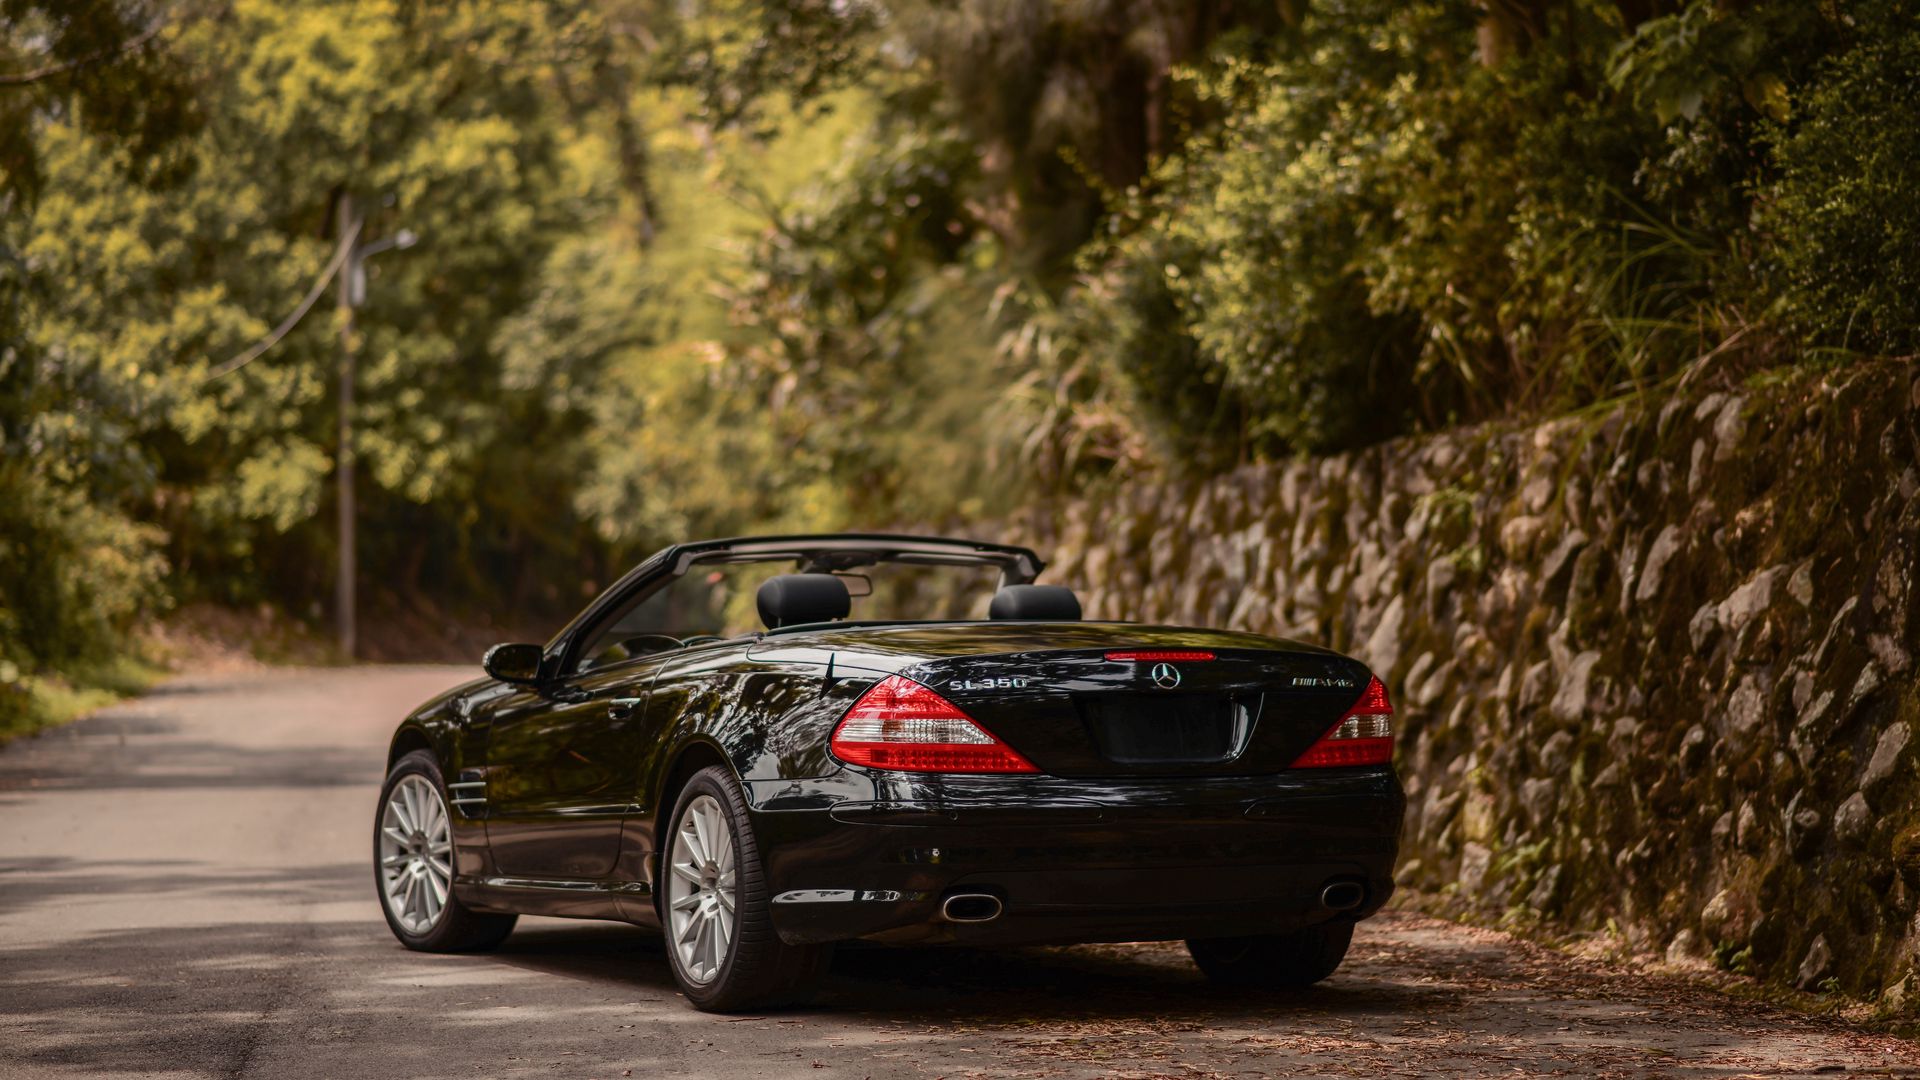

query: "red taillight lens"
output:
1289 675 1394 768
830 675 1040 774
1104 650 1216 662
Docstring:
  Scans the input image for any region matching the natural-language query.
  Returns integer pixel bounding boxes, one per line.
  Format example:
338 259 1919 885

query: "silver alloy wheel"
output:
379 774 454 935
666 793 737 985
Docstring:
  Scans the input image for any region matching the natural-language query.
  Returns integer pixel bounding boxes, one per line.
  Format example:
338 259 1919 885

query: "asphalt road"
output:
2 666 1916 1079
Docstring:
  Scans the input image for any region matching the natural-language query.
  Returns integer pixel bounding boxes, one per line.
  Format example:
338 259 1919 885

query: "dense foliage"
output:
2 0 1917 694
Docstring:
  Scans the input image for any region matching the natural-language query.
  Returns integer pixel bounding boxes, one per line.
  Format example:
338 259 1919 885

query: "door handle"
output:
607 697 643 721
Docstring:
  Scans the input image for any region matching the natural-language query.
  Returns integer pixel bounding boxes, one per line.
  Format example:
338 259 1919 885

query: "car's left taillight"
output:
1288 675 1394 768
829 674 1040 774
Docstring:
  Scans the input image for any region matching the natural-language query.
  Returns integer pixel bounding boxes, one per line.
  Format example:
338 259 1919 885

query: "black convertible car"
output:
374 534 1402 1010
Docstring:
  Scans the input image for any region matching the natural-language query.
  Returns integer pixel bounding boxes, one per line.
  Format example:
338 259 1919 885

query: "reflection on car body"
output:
372 533 1403 1011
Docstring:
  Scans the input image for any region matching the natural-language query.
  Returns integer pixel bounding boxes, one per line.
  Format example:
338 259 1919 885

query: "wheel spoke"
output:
704 910 721 974
683 816 709 867
698 907 714 976
709 806 729 865
690 806 714 868
706 910 722 977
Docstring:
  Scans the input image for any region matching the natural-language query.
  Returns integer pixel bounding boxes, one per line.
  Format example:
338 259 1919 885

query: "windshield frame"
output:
541 534 1045 677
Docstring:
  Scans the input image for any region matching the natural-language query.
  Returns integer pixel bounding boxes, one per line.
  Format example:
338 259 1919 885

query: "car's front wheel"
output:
374 750 516 952
1186 922 1353 989
661 765 832 1011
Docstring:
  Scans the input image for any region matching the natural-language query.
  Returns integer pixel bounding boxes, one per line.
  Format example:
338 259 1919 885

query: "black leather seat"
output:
988 584 1082 621
757 574 852 629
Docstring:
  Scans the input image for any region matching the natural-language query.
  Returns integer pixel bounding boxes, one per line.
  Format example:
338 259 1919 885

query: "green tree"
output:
0 0 197 688
1759 1 1920 355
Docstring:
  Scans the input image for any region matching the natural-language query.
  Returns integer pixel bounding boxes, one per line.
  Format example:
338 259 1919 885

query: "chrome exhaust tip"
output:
939 893 1004 923
1320 881 1365 913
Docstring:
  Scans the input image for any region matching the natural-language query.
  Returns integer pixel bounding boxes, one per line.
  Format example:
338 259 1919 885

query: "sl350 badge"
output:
949 677 1028 690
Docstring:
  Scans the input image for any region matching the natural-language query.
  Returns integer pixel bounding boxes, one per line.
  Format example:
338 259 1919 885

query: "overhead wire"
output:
204 216 362 381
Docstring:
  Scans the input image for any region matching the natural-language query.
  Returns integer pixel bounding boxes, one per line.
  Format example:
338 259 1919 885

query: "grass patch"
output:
0 603 337 747
0 653 168 747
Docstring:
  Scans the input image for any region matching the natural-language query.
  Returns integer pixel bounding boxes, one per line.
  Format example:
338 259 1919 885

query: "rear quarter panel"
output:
611 644 884 895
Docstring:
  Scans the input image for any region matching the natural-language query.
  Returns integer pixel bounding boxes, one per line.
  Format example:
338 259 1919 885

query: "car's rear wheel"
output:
1186 922 1353 989
662 765 832 1011
375 750 516 952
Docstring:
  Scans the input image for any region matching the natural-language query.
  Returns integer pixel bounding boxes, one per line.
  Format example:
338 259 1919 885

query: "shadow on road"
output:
0 741 379 791
7 899 1918 1079
484 918 1461 1024
0 856 367 909
0 708 383 793
2 921 365 1077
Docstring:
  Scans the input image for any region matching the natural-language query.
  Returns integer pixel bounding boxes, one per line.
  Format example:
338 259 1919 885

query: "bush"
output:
0 463 168 672
1761 2 1920 356
1072 2 1707 457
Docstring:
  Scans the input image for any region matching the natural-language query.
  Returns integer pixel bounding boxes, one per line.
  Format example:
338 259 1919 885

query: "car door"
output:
480 657 666 880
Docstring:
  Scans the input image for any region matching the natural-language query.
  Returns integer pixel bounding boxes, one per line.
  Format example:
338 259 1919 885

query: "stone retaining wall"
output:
1018 361 1920 1010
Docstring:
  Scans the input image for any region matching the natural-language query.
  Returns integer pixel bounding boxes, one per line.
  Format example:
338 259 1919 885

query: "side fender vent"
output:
447 776 488 818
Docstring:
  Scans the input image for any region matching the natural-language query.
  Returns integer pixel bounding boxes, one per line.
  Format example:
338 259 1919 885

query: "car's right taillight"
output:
829 674 1039 774
1289 675 1394 768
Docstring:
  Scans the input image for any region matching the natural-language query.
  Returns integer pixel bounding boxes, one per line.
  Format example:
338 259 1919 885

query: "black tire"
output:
374 750 517 952
1186 921 1354 989
661 765 832 1011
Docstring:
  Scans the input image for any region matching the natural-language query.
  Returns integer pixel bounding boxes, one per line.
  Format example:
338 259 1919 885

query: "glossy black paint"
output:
385 534 1404 946
753 767 1401 946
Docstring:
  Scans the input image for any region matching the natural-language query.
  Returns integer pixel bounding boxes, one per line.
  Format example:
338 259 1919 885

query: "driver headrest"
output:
988 584 1082 621
757 574 852 630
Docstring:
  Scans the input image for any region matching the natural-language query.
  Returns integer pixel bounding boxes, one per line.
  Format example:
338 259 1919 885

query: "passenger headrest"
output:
757 574 852 629
988 584 1082 621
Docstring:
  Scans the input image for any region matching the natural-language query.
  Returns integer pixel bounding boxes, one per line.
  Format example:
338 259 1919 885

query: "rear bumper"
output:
745 767 1403 947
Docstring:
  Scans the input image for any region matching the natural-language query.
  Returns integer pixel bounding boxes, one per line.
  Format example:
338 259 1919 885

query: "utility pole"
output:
335 191 360 660
331 193 417 661
210 190 409 661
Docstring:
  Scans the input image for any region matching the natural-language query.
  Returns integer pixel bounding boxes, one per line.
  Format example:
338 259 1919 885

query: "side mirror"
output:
482 642 546 684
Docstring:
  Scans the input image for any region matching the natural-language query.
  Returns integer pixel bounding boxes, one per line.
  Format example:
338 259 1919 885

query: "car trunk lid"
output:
907 644 1375 778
